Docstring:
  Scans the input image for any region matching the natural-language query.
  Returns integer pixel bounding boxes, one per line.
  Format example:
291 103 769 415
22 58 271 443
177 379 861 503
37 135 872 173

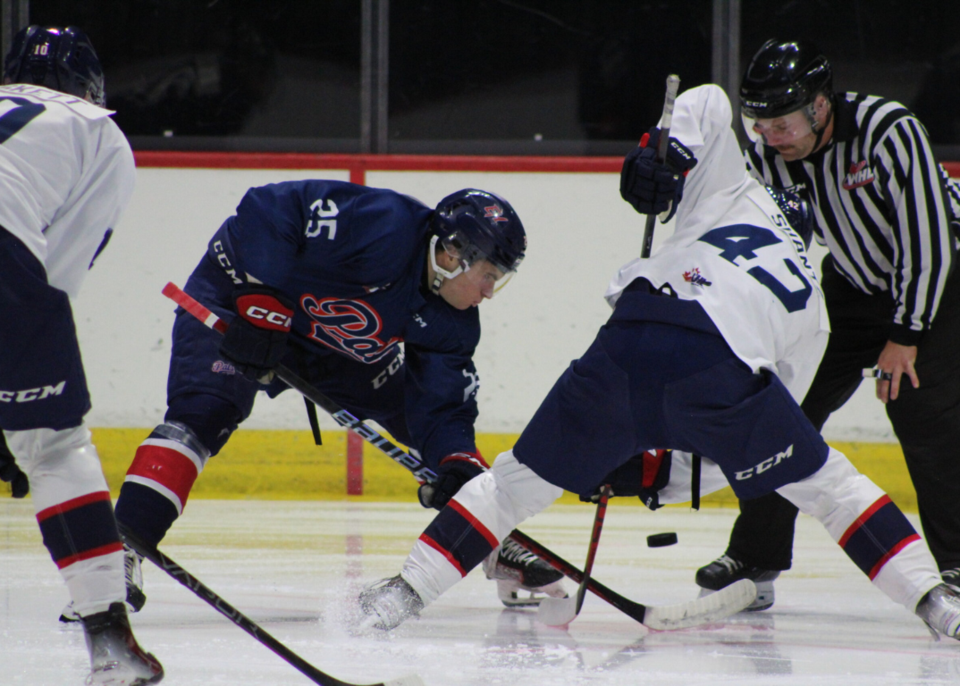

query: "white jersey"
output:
606 84 829 402
0 84 135 298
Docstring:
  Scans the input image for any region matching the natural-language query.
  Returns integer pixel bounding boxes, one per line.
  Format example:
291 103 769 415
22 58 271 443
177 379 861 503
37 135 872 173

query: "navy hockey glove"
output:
620 127 697 222
0 436 28 498
418 451 490 511
579 449 672 511
219 285 294 383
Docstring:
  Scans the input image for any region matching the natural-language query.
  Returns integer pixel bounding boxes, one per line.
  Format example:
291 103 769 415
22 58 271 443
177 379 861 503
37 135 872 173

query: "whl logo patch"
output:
683 267 712 287
842 160 875 190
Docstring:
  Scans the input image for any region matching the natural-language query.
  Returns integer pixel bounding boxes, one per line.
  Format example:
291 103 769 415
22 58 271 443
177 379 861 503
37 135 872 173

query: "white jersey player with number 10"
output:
358 84 960 641
0 25 161 685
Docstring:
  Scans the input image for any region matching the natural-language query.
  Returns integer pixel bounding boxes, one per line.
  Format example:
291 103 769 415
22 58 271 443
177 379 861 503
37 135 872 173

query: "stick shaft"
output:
640 74 682 259
574 484 611 614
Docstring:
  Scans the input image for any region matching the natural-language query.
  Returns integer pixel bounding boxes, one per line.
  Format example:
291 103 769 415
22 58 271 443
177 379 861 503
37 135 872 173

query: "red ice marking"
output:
36 490 112 522
162 282 227 333
419 533 467 577
56 541 124 570
448 499 499 549
839 494 892 548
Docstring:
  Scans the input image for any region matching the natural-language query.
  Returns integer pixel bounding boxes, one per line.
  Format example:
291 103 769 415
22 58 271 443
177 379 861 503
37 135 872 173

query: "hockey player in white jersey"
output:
357 84 960 641
0 26 163 684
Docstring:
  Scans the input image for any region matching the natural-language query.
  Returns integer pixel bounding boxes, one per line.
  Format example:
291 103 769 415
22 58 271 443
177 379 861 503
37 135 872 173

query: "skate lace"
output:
714 555 744 574
499 538 538 566
123 547 143 588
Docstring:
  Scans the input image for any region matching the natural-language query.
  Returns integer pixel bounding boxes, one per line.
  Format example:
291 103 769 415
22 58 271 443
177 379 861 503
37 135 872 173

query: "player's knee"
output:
491 449 562 518
165 392 244 456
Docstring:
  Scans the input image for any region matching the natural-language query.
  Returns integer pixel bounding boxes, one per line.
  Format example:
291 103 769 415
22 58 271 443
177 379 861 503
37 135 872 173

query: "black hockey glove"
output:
0 436 28 498
418 451 490 511
620 127 697 222
219 285 294 384
579 449 672 511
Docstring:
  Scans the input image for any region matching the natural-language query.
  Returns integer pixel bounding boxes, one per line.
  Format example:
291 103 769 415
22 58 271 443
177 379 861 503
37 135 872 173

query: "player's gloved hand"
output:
620 127 697 222
219 285 294 384
0 439 28 498
418 452 490 511
579 449 672 511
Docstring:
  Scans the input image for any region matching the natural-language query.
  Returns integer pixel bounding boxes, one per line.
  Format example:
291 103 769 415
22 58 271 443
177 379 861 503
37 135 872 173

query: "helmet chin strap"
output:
428 235 464 295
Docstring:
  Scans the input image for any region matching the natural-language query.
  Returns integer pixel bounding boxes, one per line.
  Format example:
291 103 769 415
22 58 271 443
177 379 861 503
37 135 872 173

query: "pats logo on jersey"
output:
683 267 712 287
483 204 509 223
842 161 875 190
301 295 401 364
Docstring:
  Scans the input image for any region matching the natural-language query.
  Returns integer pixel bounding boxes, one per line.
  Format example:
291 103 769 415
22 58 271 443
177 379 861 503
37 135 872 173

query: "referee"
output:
694 38 960 610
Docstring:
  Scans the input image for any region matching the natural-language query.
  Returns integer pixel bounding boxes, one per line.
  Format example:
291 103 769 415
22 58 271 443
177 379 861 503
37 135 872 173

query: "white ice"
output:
2 499 959 685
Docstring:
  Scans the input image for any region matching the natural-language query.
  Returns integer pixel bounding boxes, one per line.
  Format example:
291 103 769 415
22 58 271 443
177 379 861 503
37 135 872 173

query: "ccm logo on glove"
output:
236 293 293 331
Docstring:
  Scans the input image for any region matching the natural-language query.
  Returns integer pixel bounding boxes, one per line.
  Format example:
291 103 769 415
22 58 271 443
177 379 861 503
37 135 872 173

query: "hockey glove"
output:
0 436 28 498
219 285 294 383
418 451 490 511
620 127 697 222
580 449 672 511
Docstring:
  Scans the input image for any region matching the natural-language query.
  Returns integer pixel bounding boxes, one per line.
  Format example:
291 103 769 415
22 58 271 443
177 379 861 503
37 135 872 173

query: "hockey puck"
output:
647 532 678 548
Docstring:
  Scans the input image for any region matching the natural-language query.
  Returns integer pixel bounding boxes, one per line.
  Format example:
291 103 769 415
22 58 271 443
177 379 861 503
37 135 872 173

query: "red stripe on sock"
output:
419 533 467 577
839 495 892 548
868 533 921 580
55 541 124 570
448 498 500 548
36 491 112 523
126 443 200 506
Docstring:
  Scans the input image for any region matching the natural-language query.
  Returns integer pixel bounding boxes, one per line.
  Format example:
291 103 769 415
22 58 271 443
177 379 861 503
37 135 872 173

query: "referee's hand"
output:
875 341 919 403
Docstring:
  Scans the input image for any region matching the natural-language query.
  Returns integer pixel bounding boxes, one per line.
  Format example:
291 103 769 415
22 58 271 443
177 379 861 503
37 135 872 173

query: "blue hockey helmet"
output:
766 186 815 248
429 189 527 292
740 39 832 120
3 26 106 107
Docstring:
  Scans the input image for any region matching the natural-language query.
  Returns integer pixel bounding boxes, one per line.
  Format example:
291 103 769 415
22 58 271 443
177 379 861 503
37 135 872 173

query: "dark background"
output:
20 0 960 157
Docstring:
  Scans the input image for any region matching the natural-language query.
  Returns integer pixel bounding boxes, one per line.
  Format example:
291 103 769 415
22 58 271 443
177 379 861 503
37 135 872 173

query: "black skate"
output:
941 568 960 591
358 575 425 631
483 537 568 608
81 602 163 685
695 554 780 611
61 546 146 623
916 584 960 640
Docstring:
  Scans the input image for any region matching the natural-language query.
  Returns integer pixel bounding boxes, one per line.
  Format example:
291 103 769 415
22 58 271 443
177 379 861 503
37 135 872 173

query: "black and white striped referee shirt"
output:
744 92 960 345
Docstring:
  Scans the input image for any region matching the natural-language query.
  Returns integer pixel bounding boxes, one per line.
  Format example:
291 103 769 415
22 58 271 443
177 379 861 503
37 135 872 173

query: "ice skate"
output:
695 554 780 611
81 602 163 685
61 546 146 623
916 584 960 640
483 538 568 608
358 575 425 631
941 568 960 591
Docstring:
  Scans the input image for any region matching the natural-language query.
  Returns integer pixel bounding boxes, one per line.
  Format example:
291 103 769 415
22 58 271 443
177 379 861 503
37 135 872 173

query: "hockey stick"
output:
538 484 611 626
119 526 423 686
162 282 756 629
640 73 681 260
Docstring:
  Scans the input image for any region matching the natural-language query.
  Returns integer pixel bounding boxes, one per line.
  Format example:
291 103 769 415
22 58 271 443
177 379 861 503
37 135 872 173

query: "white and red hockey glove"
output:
418 451 490 511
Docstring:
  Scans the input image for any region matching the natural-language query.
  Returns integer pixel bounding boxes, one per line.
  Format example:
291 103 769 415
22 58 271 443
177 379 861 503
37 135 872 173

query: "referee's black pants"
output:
723 254 960 572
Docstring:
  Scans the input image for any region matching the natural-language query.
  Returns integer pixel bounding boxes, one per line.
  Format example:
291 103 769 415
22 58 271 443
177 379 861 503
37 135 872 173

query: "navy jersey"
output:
203 180 482 468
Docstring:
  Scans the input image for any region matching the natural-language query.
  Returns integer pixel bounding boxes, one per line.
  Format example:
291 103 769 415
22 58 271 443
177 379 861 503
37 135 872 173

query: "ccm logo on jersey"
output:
734 444 794 481
0 381 66 403
236 294 293 332
842 161 875 190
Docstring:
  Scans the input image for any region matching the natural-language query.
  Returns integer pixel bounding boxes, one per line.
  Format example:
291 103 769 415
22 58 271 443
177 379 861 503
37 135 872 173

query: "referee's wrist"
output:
886 323 923 347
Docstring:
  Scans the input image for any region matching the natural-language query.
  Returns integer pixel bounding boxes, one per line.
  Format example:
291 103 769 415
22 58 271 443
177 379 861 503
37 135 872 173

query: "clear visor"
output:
441 233 516 294
741 107 815 146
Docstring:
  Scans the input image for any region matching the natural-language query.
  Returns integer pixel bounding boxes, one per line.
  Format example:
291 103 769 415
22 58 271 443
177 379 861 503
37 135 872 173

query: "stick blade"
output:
381 674 427 686
642 579 757 631
537 596 578 627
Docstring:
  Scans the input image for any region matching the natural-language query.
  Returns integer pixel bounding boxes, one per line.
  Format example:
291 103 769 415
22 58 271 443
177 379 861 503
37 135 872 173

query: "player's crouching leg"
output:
359 450 564 630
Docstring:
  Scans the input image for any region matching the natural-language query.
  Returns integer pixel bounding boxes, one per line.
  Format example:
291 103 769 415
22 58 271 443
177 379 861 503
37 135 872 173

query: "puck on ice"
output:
647 532 678 547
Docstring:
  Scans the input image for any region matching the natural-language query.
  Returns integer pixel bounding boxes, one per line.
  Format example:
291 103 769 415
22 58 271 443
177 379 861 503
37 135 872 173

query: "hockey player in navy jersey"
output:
0 26 163 685
357 84 960 641
110 181 566 612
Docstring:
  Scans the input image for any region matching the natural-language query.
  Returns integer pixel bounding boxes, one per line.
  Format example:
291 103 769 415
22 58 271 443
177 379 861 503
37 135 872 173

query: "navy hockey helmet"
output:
740 39 832 120
766 186 815 249
429 189 527 292
3 26 106 106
